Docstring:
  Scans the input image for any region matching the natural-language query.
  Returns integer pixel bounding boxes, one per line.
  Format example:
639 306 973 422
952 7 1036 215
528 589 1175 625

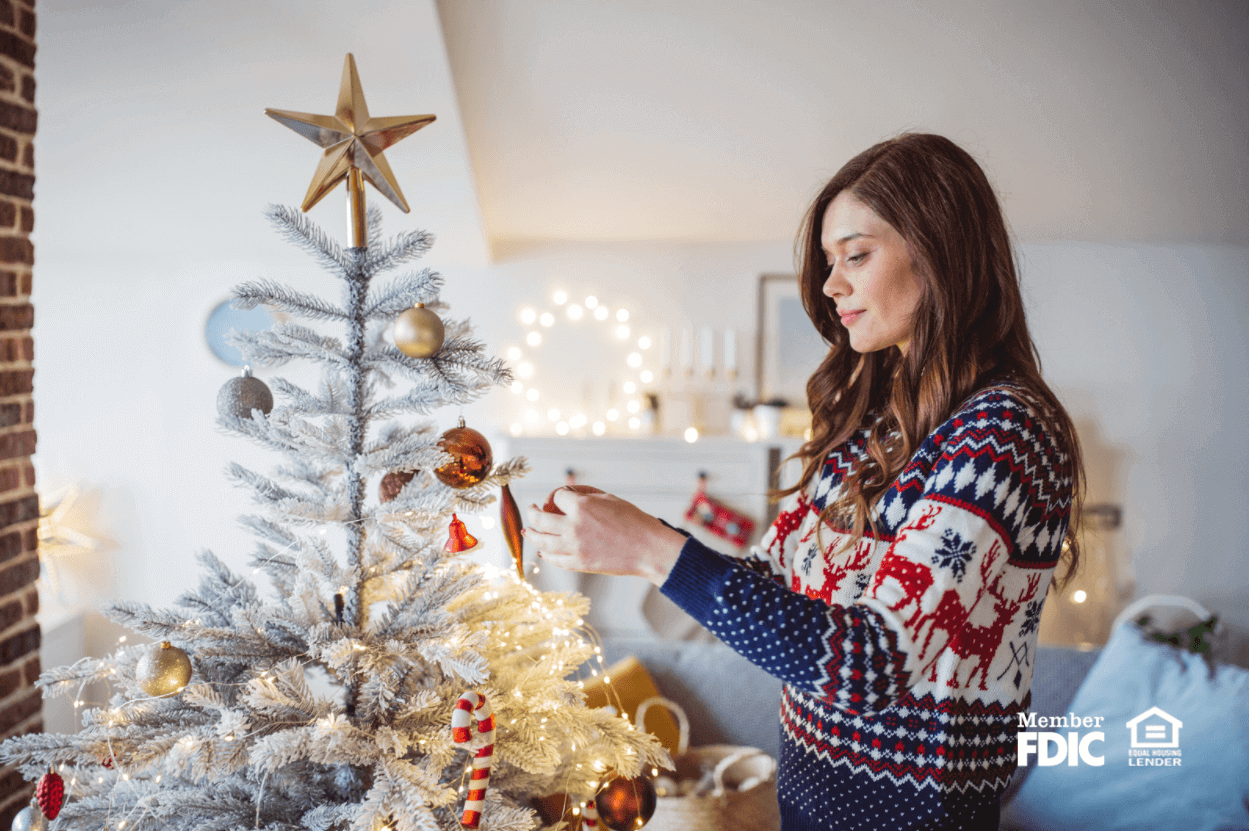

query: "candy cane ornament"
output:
580 799 599 830
451 691 495 830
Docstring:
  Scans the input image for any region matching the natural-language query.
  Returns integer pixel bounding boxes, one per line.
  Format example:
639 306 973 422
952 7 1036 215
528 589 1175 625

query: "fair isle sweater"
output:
660 383 1075 831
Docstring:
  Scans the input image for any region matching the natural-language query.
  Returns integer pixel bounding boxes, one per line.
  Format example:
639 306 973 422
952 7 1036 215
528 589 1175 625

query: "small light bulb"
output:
520 309 536 325
640 370 654 383
570 414 587 428
568 304 583 320
592 421 606 436
616 325 630 339
638 336 651 349
594 306 609 320
526 388 540 401
628 417 641 429
556 422 570 436
684 427 700 443
606 408 619 422
553 291 567 305
510 380 523 394
1072 590 1087 603
510 422 522 436
540 312 555 327
507 346 523 360
627 352 642 367
627 400 641 414
517 362 533 377
525 409 540 423
480 516 496 530
526 331 542 346
623 381 636 394
616 309 629 322
548 409 561 422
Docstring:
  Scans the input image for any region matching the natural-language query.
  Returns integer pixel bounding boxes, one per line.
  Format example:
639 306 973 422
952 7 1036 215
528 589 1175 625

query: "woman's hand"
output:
523 486 688 586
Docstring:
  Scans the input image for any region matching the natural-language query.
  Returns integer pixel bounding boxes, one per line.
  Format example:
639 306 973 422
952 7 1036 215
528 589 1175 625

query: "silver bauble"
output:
135 641 193 697
11 803 46 831
393 303 445 358
217 367 274 419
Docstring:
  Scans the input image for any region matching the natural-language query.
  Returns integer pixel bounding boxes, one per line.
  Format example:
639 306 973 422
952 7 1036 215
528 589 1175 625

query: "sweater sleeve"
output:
660 392 1073 714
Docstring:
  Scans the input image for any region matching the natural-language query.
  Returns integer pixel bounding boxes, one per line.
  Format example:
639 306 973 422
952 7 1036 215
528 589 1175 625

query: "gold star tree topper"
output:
266 54 435 241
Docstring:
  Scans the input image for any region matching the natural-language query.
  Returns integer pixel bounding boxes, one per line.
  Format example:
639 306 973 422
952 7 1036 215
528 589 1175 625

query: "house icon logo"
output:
1127 706 1182 749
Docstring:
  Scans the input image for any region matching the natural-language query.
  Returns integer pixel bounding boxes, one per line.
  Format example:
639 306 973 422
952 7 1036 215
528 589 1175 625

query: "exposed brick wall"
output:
0 0 34 826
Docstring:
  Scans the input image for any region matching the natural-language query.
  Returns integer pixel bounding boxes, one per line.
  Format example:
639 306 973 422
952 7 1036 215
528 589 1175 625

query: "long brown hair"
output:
782 133 1084 590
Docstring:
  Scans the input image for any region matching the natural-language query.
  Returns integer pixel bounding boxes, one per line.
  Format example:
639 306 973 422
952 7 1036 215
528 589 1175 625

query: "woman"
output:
525 133 1083 831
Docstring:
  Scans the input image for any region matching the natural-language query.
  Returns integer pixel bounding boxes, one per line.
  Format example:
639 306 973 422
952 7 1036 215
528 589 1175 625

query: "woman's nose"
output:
823 266 847 299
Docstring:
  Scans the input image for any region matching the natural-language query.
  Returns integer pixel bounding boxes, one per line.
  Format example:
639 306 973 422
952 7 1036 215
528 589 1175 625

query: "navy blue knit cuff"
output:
659 534 737 622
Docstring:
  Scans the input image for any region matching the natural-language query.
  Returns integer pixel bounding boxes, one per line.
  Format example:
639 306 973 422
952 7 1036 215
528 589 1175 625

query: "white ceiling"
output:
436 0 1249 247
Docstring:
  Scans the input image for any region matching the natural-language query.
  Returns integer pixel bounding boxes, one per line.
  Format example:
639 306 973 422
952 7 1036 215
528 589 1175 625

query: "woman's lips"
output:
839 310 864 326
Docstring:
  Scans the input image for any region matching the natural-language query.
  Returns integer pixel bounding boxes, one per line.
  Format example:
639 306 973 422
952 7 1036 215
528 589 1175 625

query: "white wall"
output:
32 2 1249 666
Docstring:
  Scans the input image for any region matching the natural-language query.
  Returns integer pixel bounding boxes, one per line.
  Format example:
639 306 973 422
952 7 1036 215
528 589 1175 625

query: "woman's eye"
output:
847 253 868 264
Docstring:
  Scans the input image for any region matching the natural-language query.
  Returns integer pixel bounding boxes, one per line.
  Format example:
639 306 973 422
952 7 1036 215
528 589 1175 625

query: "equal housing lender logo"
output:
1016 706 1183 767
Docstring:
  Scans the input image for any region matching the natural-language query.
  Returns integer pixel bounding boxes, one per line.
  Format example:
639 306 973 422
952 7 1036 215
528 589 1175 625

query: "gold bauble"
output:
135 641 193 697
434 419 493 489
393 303 445 358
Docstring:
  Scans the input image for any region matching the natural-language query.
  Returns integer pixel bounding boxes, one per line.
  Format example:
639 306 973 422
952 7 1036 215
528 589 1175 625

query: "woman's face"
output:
820 191 923 355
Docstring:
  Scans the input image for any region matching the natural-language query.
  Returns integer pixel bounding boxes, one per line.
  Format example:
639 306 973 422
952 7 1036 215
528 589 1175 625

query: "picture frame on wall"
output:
755 273 828 408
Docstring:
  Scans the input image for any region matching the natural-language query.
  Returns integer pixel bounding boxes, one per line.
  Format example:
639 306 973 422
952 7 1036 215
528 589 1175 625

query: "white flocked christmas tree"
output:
1 55 666 831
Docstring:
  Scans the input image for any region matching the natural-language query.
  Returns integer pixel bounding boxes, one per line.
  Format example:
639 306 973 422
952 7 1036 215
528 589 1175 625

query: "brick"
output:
0 273 13 297
0 687 40 735
0 306 29 330
0 201 12 227
0 495 35 527
19 587 33 616
0 238 30 266
20 405 29 425
16 8 31 39
0 140 14 167
0 533 16 565
0 559 36 600
18 74 31 104
0 599 18 634
0 626 38 667
0 783 34 831
0 170 32 201
20 653 35 684
0 34 33 71
0 63 11 93
0 469 17 493
17 207 29 233
0 432 33 464
16 273 26 295
20 528 32 551
0 668 18 700
0 371 31 396
0 404 18 429
19 143 30 170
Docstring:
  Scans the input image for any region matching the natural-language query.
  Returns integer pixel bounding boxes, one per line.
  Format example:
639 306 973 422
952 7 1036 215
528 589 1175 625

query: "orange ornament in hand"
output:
542 485 605 515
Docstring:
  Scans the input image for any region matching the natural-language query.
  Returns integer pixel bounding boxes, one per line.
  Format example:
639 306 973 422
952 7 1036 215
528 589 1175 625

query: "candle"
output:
700 326 716 377
679 326 694 376
660 328 672 377
724 329 737 379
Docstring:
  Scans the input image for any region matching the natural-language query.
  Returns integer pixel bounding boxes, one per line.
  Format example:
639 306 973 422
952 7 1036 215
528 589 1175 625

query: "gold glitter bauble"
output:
217 367 274 419
135 641 193 697
393 304 445 359
434 420 492 489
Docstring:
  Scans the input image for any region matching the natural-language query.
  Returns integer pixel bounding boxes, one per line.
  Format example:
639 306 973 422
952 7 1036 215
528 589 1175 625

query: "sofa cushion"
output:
1001 623 1249 831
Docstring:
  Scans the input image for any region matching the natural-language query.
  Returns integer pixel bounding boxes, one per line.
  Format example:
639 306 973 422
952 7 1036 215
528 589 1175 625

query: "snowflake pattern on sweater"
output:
661 383 1074 831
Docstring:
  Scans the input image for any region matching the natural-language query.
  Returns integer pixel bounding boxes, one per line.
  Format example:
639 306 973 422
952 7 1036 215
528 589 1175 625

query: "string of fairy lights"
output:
506 291 658 438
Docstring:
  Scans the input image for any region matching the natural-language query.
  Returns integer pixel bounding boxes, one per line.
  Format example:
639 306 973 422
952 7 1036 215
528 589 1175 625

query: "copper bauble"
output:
595 776 657 831
393 303 445 358
379 470 416 503
135 641 193 697
217 367 273 419
434 420 493 489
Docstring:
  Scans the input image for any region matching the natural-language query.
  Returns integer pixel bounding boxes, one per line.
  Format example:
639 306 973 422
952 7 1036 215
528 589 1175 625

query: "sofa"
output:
601 620 1249 831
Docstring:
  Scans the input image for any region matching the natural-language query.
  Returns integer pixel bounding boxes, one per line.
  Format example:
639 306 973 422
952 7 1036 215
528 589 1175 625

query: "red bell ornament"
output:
444 514 479 553
434 419 493 489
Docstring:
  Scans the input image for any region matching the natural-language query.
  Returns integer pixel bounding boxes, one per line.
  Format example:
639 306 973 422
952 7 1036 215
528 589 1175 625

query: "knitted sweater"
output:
660 382 1075 831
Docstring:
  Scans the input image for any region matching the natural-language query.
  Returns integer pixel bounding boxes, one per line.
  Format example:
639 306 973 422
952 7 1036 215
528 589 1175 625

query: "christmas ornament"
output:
217 366 274 420
444 514 478 553
500 484 524 580
100 754 114 769
10 801 45 831
594 776 657 831
434 419 493 489
393 303 445 359
581 800 600 830
35 770 63 820
265 53 435 216
451 691 496 830
378 470 416 503
542 485 606 515
135 641 193 697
